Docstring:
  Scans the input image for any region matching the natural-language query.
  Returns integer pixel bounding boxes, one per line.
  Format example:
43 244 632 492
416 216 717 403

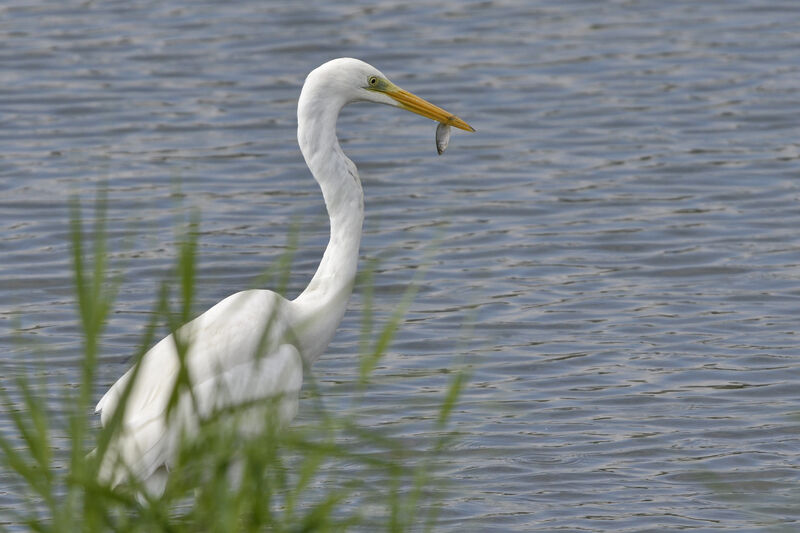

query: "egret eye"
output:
368 76 378 87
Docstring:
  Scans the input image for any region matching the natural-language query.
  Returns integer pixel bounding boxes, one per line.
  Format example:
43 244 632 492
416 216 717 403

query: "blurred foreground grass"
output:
0 193 467 532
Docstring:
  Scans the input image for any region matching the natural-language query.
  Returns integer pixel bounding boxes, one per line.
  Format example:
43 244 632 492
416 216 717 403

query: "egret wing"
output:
95 289 302 487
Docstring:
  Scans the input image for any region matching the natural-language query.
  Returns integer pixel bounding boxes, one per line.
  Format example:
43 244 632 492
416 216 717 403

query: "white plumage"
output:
95 58 473 494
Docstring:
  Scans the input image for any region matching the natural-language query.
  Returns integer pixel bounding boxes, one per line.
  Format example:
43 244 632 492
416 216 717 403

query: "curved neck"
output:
291 85 364 363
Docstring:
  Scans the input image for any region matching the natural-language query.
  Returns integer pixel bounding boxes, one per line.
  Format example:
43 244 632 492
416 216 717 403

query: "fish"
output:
435 122 451 155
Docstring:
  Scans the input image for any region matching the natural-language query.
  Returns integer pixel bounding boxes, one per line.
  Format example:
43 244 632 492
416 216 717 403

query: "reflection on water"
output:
2 0 799 530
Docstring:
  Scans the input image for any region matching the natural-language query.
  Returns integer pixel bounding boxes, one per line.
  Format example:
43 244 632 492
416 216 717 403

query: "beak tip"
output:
448 114 474 132
454 119 475 133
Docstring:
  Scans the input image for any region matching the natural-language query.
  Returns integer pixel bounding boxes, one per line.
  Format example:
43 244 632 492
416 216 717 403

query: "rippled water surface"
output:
2 1 800 530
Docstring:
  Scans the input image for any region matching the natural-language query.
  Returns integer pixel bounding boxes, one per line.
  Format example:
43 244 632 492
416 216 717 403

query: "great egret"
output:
94 58 474 495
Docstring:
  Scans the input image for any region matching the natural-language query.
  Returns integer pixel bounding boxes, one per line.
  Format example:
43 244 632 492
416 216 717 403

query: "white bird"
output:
94 58 474 495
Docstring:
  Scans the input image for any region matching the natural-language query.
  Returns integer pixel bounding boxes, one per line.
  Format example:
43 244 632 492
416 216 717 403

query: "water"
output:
2 0 799 530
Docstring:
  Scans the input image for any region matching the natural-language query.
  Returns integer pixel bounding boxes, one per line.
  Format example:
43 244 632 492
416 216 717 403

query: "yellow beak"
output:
383 85 475 132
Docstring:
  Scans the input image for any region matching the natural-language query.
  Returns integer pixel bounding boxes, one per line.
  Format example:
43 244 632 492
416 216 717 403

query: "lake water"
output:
2 0 799 530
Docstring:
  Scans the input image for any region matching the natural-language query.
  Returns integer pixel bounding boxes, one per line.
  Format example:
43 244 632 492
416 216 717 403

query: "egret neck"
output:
291 79 365 364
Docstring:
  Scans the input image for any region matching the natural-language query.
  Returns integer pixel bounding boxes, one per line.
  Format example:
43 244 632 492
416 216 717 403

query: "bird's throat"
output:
291 96 365 363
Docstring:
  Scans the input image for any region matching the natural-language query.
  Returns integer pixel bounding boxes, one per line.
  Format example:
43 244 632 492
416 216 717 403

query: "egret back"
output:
95 289 303 488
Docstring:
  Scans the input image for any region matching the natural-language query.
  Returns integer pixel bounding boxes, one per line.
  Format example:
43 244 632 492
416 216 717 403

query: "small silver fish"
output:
435 122 451 155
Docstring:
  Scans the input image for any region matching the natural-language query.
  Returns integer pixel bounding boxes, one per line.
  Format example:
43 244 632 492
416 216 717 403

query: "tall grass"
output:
0 194 467 532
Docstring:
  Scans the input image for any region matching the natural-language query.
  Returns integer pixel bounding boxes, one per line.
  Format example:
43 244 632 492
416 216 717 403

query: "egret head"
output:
306 58 474 132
